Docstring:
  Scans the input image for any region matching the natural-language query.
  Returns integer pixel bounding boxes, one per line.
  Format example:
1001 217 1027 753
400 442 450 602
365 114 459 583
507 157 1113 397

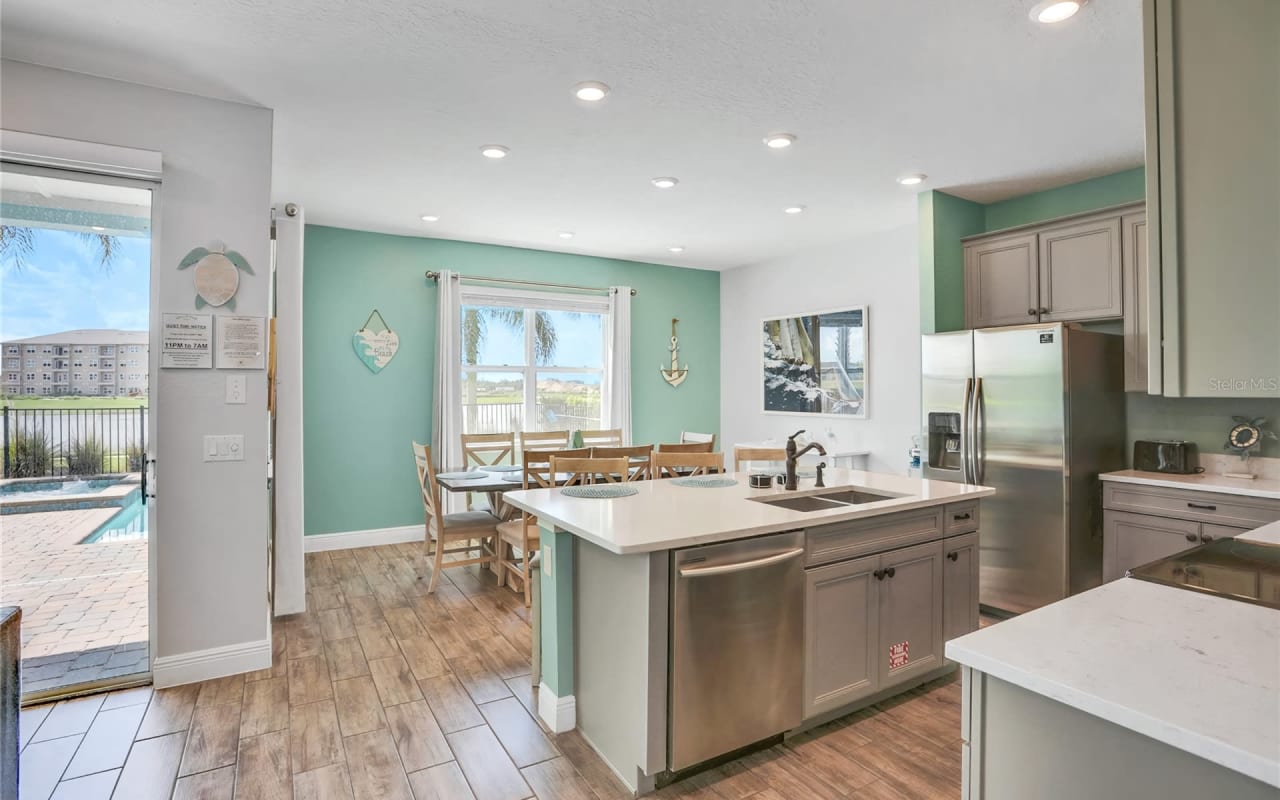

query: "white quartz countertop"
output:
1100 469 1280 500
502 468 994 555
946 521 1280 788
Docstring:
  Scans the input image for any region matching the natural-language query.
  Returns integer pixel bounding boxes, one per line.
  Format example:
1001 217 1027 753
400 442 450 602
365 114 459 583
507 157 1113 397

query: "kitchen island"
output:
946 520 1280 799
503 468 994 794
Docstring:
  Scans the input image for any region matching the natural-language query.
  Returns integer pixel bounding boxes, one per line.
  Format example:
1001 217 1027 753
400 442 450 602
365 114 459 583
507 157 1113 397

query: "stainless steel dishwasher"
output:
669 530 804 770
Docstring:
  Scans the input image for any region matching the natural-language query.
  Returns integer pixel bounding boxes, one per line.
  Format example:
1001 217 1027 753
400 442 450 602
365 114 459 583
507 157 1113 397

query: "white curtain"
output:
605 287 633 444
432 271 463 481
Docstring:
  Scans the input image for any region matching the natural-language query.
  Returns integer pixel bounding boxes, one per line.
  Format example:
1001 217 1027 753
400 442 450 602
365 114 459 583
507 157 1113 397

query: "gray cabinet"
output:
803 554 880 719
943 533 979 643
878 541 944 686
1038 216 1124 323
1144 0 1280 398
964 233 1039 329
1102 510 1199 582
1121 211 1150 392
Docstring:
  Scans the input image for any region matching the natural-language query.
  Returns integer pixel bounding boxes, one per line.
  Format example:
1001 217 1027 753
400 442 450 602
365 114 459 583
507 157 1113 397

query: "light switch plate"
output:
203 434 246 462
225 375 246 404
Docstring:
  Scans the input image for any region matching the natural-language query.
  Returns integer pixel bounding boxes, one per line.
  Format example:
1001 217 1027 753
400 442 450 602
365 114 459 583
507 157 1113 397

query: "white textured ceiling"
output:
1 0 1144 270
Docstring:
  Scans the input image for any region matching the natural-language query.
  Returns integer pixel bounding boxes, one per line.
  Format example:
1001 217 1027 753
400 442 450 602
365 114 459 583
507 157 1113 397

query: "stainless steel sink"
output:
750 486 903 512
755 495 850 513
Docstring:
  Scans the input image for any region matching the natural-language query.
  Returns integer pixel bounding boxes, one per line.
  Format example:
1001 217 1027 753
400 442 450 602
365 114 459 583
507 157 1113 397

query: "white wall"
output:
2 61 275 683
720 223 920 474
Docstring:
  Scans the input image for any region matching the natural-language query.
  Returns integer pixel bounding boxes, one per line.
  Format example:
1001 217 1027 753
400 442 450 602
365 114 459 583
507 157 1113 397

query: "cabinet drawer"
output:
945 502 979 535
806 507 944 568
1102 482 1280 528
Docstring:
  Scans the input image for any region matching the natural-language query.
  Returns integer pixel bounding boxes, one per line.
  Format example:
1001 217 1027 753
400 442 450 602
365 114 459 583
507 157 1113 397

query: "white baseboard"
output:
152 637 271 688
538 682 577 734
304 524 421 552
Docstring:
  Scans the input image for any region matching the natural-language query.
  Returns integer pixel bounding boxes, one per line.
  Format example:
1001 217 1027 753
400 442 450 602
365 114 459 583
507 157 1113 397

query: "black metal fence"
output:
2 406 147 478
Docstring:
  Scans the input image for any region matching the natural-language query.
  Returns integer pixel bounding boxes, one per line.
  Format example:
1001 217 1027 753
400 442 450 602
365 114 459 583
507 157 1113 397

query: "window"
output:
24 359 35 368
41 373 51 381
25 373 34 381
24 387 34 394
41 360 51 368
73 373 82 380
88 372 97 381
5 347 15 354
101 346 115 355
88 359 98 368
459 290 608 435
24 347 35 354
73 347 83 354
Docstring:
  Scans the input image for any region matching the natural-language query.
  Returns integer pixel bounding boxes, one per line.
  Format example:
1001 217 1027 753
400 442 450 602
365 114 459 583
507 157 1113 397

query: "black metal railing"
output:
2 406 147 478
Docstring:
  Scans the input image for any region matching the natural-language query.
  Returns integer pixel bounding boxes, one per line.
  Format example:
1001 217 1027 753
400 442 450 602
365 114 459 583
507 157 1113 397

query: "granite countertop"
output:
502 468 995 555
1100 469 1280 500
946 521 1280 788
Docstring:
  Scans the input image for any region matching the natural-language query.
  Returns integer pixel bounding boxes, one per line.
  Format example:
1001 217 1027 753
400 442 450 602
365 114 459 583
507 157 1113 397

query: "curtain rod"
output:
424 270 637 296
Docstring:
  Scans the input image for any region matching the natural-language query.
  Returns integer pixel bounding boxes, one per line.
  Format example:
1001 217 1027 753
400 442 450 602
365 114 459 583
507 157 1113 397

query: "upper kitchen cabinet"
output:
1144 0 1280 398
1038 216 1123 323
1121 211 1149 392
964 232 1039 328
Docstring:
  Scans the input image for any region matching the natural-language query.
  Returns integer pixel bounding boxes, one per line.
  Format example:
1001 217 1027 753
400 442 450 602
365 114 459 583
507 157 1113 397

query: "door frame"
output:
0 145 162 702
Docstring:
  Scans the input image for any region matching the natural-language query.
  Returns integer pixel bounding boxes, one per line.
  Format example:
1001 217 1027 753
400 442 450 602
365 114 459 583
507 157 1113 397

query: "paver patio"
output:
0 505 148 695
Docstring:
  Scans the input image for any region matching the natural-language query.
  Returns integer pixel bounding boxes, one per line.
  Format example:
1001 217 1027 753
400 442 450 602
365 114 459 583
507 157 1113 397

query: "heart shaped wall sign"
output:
353 328 400 373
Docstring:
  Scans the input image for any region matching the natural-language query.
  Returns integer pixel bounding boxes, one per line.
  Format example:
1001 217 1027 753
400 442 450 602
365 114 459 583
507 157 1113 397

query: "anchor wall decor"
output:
661 317 689 387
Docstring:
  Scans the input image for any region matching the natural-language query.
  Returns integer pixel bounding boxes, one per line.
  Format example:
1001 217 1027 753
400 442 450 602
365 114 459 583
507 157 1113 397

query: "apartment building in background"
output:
2 329 148 397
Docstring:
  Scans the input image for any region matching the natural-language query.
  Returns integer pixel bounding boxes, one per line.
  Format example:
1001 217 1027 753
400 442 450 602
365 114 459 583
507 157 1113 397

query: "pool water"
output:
0 479 116 499
81 492 148 544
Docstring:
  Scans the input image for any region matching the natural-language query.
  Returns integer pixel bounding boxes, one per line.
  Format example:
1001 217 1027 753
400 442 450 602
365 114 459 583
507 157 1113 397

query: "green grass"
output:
2 395 148 410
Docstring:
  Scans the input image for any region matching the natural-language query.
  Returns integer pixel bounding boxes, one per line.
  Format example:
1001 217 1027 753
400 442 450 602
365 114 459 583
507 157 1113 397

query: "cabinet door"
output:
803 554 879 719
1102 510 1199 582
943 533 980 643
1122 211 1149 392
964 233 1039 329
1037 216 1123 322
878 541 944 688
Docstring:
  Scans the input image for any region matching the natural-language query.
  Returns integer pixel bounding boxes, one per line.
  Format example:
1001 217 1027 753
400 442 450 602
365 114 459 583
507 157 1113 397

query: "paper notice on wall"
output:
217 315 266 369
161 313 213 368
889 641 910 669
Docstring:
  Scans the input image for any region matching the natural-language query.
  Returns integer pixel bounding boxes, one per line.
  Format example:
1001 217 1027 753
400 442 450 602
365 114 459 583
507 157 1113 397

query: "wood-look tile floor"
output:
19 542 968 799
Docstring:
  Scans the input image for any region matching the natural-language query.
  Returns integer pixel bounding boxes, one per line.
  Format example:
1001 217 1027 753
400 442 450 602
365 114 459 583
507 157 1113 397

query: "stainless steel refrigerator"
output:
921 323 1126 614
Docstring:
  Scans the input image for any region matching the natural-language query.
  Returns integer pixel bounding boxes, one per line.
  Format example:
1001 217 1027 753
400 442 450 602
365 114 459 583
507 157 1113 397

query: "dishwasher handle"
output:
678 548 804 578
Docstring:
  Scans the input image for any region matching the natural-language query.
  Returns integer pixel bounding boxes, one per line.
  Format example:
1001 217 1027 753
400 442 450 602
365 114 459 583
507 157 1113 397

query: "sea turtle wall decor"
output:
178 241 254 310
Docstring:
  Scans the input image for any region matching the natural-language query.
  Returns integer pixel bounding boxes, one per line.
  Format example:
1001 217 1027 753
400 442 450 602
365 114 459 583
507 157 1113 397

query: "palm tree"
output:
0 225 120 271
462 307 560 432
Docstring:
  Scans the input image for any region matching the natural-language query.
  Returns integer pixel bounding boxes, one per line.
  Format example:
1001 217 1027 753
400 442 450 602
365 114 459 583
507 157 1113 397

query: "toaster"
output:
1133 440 1201 474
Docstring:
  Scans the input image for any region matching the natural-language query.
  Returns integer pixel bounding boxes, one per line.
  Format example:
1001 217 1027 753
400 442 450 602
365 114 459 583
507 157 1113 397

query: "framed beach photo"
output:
762 305 867 418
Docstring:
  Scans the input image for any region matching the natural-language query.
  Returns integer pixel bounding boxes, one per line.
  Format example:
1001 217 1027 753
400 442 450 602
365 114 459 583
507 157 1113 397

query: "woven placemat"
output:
560 485 639 499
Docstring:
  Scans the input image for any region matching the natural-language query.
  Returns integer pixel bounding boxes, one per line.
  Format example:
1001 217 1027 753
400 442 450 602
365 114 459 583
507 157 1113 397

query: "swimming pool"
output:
0 478 117 498
80 490 148 544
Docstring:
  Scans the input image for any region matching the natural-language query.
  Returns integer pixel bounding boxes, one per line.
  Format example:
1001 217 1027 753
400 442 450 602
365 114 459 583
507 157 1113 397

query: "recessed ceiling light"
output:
783 205 806 215
420 215 439 222
480 144 509 159
668 246 685 253
90 225 106 231
1030 0 1086 23
763 133 797 149
897 173 927 186
559 231 575 239
651 177 679 189
573 81 610 102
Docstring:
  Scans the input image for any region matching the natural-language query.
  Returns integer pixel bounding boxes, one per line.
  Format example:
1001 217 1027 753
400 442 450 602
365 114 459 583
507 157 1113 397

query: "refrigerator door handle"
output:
972 377 985 485
961 377 974 484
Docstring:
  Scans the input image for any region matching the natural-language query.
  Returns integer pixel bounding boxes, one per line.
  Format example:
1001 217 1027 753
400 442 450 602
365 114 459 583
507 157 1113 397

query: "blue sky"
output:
465 307 603 382
0 228 150 341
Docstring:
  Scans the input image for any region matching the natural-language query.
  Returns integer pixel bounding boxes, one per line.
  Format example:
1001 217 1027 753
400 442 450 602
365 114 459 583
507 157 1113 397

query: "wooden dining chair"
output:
460 432 515 509
553 456 631 485
494 447 589 606
734 446 787 472
520 430 571 452
591 444 654 480
652 451 725 478
579 428 624 448
657 441 715 454
412 441 500 593
680 431 716 447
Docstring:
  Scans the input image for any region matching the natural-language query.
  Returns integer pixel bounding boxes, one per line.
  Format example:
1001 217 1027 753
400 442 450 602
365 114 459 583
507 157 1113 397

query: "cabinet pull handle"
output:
874 569 886 581
1185 533 1199 542
885 567 896 579
953 512 971 521
1187 502 1217 511
947 551 959 562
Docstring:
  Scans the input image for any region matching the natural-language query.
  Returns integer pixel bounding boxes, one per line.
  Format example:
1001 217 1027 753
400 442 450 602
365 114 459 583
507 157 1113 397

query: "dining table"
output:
435 457 652 520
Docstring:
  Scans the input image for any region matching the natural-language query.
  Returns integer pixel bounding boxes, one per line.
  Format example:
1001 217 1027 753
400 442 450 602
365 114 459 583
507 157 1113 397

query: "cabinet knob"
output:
1185 533 1199 542
947 551 959 562
1027 308 1038 317
874 569 886 581
1039 307 1049 314
885 567 896 579
1200 534 1214 543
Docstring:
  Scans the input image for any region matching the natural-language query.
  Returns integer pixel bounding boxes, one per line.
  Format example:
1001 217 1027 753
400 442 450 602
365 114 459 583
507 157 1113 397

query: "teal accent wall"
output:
982 168 1146 231
538 527 575 697
918 191 984 334
303 225 720 535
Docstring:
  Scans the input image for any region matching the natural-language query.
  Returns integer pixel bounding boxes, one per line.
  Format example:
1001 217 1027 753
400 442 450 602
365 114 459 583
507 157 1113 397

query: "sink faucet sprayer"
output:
785 430 827 491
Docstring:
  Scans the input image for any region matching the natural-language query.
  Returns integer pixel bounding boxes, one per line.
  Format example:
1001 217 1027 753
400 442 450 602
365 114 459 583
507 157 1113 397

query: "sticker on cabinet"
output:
889 641 910 669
